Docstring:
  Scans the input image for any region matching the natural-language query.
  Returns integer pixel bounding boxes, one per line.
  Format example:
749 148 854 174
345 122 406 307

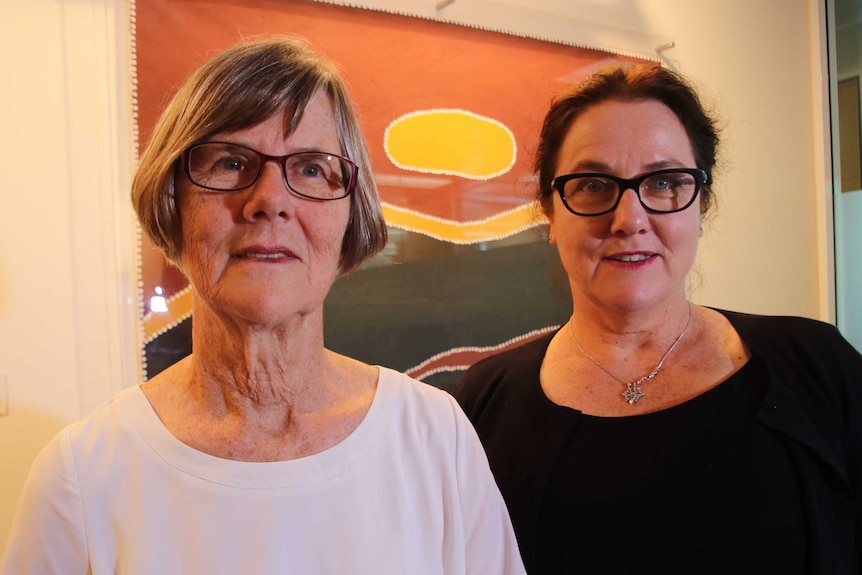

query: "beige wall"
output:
0 0 830 554
0 0 139 549
644 0 831 318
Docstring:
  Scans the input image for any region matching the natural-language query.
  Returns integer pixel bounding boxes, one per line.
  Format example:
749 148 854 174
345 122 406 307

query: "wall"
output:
0 0 829 554
640 0 830 319
0 0 138 549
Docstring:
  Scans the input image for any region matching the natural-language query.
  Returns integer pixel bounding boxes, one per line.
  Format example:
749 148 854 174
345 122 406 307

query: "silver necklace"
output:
568 303 693 405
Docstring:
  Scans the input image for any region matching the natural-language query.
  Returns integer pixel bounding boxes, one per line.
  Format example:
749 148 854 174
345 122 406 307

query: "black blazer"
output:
454 309 862 574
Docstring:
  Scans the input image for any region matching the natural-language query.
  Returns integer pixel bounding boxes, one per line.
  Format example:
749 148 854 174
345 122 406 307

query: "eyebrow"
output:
199 140 337 156
564 159 690 175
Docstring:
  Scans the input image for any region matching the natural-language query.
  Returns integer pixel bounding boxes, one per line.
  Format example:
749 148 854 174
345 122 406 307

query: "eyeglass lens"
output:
560 171 698 214
187 143 353 199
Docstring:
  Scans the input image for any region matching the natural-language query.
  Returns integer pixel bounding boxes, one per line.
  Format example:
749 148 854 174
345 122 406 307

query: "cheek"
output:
548 199 595 251
547 195 568 245
319 204 351 242
178 198 235 273
664 216 702 261
182 191 242 239
302 205 351 272
549 220 597 279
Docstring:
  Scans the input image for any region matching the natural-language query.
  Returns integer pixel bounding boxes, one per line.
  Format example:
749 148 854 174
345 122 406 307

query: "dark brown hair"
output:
534 64 719 216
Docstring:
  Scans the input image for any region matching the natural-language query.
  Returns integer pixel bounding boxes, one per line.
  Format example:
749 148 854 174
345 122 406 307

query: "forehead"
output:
211 93 341 151
290 93 339 139
557 99 695 174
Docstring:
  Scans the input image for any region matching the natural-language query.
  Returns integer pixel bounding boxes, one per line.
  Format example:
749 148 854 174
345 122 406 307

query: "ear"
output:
547 211 557 245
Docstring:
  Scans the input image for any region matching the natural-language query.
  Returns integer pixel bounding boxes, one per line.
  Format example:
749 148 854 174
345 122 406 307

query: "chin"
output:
600 290 668 313
215 294 313 325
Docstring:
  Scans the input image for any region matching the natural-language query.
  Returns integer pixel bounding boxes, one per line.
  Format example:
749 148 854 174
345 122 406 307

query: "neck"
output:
570 297 691 344
188 299 337 415
567 301 695 404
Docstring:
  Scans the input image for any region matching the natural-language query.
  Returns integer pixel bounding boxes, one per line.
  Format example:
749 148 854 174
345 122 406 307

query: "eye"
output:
586 180 608 193
193 145 253 173
653 176 672 190
299 162 324 178
218 157 246 172
186 143 262 191
289 155 333 179
644 172 695 195
570 177 613 195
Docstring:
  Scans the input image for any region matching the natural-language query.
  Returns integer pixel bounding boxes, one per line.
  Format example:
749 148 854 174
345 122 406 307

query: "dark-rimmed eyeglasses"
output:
183 142 358 201
551 168 709 216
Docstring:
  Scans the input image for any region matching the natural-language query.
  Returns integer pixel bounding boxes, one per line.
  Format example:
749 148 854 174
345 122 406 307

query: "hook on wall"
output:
655 41 675 54
654 41 677 71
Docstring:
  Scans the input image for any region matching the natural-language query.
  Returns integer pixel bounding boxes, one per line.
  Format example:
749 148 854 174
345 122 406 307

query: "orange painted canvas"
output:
135 0 652 387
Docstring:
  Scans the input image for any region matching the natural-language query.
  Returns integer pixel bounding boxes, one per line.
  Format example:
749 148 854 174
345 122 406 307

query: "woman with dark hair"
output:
1 37 525 575
454 65 862 574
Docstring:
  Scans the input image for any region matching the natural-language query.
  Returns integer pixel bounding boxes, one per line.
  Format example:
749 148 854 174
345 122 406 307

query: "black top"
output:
453 310 862 574
535 359 804 574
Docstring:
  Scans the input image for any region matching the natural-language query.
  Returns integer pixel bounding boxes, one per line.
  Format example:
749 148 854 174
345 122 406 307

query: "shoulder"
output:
373 367 492 468
21 425 80 499
718 308 841 338
717 308 859 365
31 387 144 461
378 366 458 408
468 331 556 375
717 308 862 411
452 330 556 416
30 386 153 490
66 386 146 448
458 330 556 387
2 386 145 566
375 367 466 432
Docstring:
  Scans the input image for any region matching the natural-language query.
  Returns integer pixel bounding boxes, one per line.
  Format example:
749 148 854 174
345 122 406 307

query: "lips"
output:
233 246 298 261
606 252 655 263
240 253 290 260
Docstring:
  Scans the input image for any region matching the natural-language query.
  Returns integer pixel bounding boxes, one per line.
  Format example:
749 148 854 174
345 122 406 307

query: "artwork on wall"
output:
134 0 655 390
838 76 862 193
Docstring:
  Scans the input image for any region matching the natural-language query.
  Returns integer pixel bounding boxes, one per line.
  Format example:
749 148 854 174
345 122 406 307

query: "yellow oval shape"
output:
384 109 516 180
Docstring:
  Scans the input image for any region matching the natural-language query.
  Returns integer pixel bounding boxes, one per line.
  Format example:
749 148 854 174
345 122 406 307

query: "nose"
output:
610 186 649 235
241 160 294 221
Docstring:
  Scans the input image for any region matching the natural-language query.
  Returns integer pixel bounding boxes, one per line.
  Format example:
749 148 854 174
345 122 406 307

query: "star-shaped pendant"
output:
623 383 644 404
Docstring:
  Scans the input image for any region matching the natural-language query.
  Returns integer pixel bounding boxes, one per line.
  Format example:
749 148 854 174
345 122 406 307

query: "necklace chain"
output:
568 303 693 405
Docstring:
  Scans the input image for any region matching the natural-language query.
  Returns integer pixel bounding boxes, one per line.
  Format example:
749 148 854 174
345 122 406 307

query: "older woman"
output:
1 37 525 575
454 65 862 574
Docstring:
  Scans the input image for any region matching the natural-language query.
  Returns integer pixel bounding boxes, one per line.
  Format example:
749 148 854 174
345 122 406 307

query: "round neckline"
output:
118 367 392 489
536 342 755 421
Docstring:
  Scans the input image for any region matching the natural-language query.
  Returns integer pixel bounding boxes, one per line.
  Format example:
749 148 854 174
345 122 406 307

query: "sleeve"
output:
723 313 862 569
0 429 89 575
812 326 862 571
449 397 527 575
834 332 862 569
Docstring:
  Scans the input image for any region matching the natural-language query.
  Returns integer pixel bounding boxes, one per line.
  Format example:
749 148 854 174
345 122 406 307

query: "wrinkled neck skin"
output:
186 296 344 417
141 295 379 461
